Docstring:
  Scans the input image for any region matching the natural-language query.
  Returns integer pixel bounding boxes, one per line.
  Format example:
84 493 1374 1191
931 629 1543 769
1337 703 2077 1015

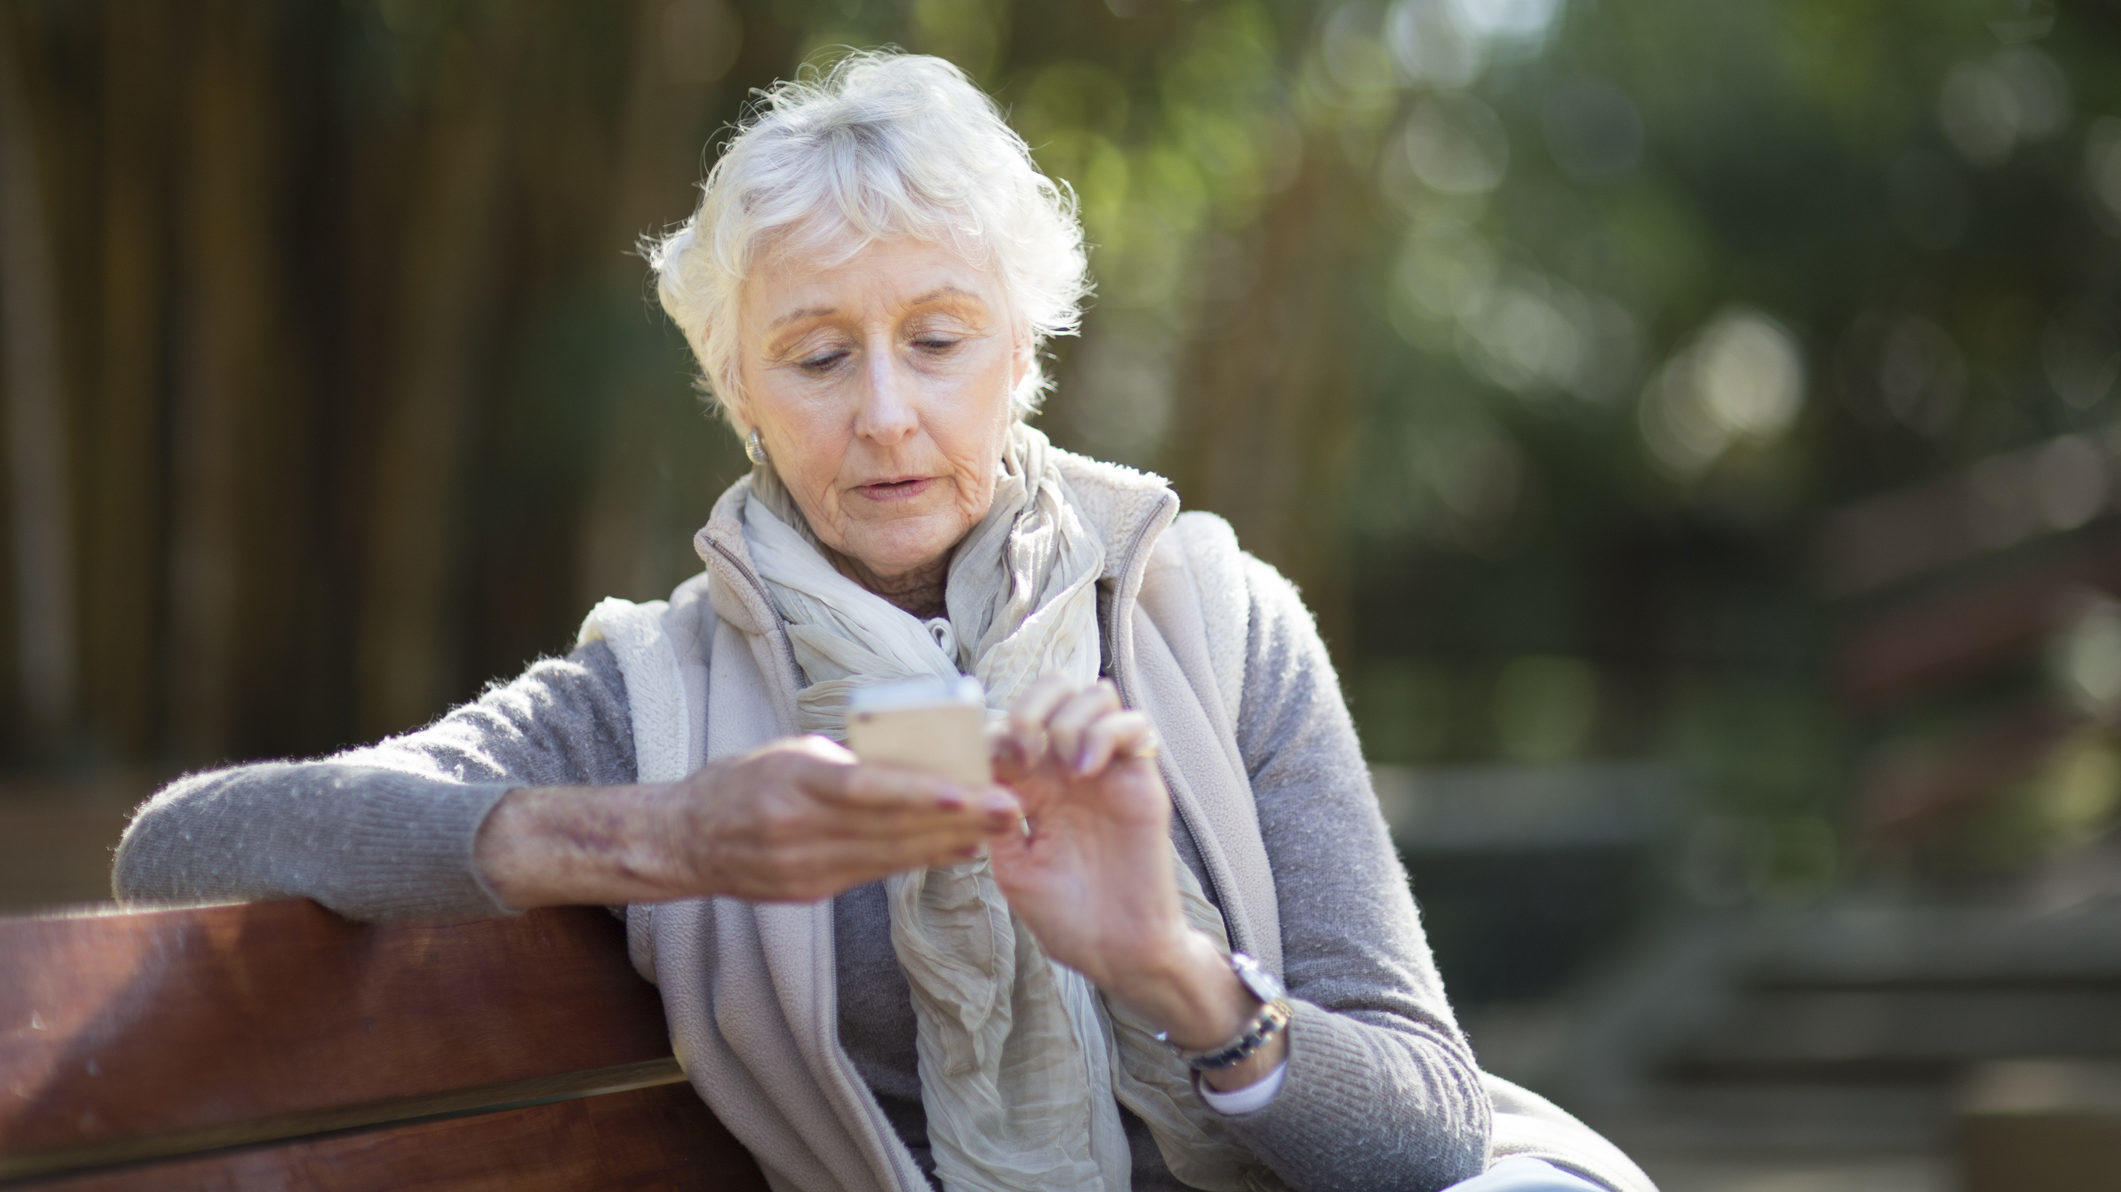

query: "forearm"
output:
473 782 689 909
114 762 519 920
1210 553 1491 1186
115 643 643 921
1110 925 1288 1093
1227 1001 1489 1187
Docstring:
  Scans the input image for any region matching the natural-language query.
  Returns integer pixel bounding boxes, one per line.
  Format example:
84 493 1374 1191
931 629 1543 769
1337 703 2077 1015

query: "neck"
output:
833 550 951 620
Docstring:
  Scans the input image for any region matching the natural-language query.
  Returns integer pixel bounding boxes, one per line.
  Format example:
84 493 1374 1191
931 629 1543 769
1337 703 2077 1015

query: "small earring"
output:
745 428 768 466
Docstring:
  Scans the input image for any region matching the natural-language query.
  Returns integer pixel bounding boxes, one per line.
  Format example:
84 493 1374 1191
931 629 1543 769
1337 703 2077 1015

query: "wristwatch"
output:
1158 952 1293 1071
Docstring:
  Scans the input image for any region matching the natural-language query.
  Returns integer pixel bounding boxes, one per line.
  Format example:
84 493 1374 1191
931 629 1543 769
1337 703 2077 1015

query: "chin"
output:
846 520 963 576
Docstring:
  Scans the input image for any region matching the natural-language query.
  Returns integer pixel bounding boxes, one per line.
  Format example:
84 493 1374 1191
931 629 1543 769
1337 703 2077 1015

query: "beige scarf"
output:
742 425 1282 1192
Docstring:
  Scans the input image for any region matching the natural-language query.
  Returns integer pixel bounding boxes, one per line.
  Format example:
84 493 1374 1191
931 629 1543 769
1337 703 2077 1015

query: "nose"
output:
852 348 918 445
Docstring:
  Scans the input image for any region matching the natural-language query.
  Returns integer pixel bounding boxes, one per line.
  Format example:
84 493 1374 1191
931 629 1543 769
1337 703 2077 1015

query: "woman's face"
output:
735 235 1025 585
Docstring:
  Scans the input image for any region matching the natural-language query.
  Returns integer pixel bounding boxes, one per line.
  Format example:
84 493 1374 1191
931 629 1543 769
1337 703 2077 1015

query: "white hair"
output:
645 51 1090 422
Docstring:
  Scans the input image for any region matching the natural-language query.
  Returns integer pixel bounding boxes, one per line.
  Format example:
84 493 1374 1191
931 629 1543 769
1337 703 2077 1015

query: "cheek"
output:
953 438 1010 530
955 468 995 523
746 389 853 524
798 438 857 517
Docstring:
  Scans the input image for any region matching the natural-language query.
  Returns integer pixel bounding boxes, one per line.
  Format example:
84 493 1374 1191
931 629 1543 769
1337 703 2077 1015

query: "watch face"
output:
1231 952 1285 1003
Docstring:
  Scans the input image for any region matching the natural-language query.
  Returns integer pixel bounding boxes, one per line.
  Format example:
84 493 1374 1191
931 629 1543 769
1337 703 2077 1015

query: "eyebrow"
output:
911 285 981 307
764 286 985 331
769 305 836 330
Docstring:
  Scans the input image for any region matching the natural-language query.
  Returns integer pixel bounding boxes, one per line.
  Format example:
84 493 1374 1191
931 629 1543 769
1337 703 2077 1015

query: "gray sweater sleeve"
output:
1214 555 1492 1191
112 641 638 921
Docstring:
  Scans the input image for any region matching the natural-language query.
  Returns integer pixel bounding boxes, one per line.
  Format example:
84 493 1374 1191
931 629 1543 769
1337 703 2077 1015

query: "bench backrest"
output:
0 900 771 1189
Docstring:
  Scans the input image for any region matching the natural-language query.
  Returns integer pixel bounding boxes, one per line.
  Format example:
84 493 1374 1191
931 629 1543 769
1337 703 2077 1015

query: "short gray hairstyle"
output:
645 51 1090 421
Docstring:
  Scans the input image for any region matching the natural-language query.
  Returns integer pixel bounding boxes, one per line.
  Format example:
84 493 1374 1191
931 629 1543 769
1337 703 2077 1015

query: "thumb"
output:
988 724 1036 785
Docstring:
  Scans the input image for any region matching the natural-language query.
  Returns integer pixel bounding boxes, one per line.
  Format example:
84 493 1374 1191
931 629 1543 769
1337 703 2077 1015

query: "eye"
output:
797 349 849 373
913 336 961 355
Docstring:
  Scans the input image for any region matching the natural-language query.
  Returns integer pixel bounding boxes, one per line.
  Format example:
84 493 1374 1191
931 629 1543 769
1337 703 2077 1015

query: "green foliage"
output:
19 0 2118 885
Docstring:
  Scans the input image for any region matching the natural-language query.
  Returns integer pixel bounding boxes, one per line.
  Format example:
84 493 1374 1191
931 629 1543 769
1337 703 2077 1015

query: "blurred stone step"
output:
1599 1082 1953 1154
1739 902 2121 988
1625 1150 1950 1192
1662 988 2121 1081
1958 1060 2121 1192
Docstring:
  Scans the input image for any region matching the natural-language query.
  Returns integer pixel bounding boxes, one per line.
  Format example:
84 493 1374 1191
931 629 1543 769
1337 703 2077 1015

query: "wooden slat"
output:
25 1083 770 1191
0 902 675 1167
0 1056 686 1182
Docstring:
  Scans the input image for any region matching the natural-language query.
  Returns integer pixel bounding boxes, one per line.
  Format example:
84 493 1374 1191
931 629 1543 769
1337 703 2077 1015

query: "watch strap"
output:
1157 952 1294 1072
1168 996 1292 1071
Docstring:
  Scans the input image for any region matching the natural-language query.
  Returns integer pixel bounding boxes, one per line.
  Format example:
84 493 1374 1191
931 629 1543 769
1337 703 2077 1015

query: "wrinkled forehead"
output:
742 220 1013 324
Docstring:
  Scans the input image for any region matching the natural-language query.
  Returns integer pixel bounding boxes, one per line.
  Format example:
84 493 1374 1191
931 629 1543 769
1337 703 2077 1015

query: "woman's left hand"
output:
989 677 1271 1068
987 677 1181 992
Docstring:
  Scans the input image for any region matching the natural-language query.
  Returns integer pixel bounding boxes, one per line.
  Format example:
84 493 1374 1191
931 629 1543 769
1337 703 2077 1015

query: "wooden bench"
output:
0 900 771 1189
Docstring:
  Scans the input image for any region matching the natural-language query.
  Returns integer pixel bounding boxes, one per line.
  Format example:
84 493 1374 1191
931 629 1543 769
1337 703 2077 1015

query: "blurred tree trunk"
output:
0 5 81 756
608 1 732 245
354 17 517 739
1161 149 1371 656
165 2 274 763
84 4 172 759
577 0 734 607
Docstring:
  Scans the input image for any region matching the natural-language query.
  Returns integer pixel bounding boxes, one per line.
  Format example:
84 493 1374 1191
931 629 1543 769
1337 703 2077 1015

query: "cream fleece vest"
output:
580 460 1280 1192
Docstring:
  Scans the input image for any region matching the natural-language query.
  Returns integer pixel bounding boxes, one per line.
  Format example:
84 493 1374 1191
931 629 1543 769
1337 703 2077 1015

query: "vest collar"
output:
691 444 1181 641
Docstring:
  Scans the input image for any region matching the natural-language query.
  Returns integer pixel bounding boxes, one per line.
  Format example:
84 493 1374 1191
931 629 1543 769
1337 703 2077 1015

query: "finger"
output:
986 720 1030 778
983 818 1033 874
725 816 1003 901
809 792 973 842
988 729 1040 788
817 761 1023 830
731 757 977 843
1008 674 1078 762
1075 709 1158 776
806 756 958 810
808 825 1004 889
830 822 996 872
1045 680 1122 775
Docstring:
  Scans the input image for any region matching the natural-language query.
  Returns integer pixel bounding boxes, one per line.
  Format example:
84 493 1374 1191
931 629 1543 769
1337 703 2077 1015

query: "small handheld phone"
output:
845 675 991 786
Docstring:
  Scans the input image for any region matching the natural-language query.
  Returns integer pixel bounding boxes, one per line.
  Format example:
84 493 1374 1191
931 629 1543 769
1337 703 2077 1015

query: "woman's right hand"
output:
474 735 1023 908
662 735 1022 901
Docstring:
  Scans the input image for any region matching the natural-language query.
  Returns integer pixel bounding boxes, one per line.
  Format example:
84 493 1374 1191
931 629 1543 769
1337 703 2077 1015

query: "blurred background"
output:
4 0 2120 1187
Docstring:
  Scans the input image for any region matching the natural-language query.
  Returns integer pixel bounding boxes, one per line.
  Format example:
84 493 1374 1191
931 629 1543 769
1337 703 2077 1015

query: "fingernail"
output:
1076 745 1094 775
982 789 1020 816
936 787 966 811
957 844 982 858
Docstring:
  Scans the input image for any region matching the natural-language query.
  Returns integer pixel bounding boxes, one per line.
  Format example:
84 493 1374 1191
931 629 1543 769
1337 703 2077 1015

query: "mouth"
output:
854 475 935 502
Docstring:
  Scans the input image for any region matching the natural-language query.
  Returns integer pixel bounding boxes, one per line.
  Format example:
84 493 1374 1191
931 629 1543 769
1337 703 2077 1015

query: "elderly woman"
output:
115 53 1652 1192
